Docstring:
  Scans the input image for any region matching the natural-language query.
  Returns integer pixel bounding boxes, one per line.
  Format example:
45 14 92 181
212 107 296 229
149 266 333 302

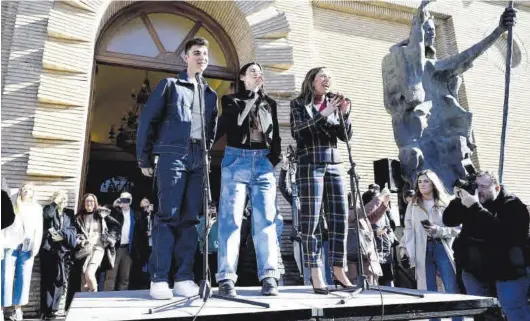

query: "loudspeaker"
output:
373 158 404 192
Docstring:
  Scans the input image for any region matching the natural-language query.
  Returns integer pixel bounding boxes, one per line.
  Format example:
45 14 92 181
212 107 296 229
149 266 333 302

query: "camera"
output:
286 144 296 161
453 158 478 194
120 198 131 204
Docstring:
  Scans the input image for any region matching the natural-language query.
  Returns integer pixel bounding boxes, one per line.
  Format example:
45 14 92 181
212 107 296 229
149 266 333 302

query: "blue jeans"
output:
461 271 503 321
275 211 284 250
216 147 279 283
462 270 530 321
425 239 463 321
149 143 204 283
496 275 530 321
1 247 35 307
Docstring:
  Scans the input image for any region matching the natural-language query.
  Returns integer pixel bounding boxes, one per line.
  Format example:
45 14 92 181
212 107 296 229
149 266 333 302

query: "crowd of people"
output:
0 184 156 320
1 34 529 321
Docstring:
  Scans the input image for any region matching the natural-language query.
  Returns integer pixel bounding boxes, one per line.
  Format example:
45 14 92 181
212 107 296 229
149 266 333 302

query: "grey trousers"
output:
104 246 132 291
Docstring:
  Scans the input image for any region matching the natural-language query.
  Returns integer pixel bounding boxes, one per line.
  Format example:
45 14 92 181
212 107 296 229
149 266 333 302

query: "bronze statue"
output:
382 0 517 190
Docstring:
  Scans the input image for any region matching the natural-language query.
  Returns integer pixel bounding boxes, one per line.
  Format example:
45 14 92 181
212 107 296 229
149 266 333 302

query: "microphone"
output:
326 92 350 102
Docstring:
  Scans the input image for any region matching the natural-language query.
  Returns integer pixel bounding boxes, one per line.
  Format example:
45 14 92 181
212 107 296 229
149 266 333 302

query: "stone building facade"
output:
2 0 529 316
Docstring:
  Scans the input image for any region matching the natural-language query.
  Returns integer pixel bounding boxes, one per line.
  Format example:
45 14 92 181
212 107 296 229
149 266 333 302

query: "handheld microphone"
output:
326 91 351 103
325 92 336 99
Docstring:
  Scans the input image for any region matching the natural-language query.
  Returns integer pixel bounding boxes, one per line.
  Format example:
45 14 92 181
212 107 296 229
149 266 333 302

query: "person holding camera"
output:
361 188 397 286
401 169 462 321
214 62 282 297
104 192 145 291
39 191 77 320
290 67 353 294
443 170 530 321
346 189 386 286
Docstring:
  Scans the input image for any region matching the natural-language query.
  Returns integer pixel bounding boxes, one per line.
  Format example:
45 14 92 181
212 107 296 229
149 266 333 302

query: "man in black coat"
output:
1 176 15 230
104 192 147 291
40 191 77 320
443 170 530 321
129 197 152 290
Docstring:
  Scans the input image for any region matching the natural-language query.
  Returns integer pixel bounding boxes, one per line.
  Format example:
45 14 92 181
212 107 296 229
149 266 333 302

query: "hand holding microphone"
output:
321 92 350 117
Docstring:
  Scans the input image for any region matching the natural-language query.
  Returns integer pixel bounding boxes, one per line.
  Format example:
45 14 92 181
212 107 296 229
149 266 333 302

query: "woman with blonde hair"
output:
402 169 462 321
40 190 77 320
73 193 120 293
1 183 43 321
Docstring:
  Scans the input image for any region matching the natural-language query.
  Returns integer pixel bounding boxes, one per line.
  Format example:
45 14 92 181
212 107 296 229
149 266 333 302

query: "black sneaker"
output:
218 279 237 297
41 311 57 320
261 277 279 296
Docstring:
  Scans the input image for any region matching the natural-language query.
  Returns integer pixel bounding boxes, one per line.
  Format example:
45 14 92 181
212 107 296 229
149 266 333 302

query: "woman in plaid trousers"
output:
290 67 353 293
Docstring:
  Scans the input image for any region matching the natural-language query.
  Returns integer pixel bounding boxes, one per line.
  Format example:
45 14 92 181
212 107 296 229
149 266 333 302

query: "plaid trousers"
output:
297 163 348 268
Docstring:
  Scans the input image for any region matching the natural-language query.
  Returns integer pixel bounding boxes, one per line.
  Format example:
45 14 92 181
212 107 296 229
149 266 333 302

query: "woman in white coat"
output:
402 170 461 321
1 183 43 321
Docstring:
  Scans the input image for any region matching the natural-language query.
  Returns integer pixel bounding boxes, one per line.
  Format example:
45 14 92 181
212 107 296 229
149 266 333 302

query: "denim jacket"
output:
136 72 219 168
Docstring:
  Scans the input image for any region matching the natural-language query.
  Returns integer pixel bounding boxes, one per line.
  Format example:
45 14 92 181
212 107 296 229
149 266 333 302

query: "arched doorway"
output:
84 2 238 207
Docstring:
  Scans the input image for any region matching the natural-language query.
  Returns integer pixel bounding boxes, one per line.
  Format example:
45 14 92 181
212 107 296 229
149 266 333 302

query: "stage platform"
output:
66 286 497 321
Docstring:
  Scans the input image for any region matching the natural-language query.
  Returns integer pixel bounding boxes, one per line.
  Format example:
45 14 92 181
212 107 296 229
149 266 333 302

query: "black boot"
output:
261 277 279 296
218 279 237 297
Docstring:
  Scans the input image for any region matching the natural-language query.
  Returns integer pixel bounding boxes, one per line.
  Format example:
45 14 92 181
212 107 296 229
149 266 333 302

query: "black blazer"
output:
41 203 77 256
216 91 282 166
1 190 15 230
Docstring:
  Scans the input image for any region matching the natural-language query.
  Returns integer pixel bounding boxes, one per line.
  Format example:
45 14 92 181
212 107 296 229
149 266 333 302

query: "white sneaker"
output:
173 280 200 297
150 281 173 300
9 309 23 321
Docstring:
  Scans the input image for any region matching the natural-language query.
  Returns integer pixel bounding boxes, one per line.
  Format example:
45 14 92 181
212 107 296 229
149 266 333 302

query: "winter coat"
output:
1 197 43 257
443 187 529 281
347 197 385 277
402 200 459 290
74 207 121 272
372 213 397 265
41 203 77 255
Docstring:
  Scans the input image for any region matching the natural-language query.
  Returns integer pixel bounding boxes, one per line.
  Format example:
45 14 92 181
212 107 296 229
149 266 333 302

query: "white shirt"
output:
423 199 435 218
121 208 131 245
190 83 204 140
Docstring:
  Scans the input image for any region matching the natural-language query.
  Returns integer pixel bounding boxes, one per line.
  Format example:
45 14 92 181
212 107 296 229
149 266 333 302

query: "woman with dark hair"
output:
290 67 353 293
73 194 120 293
215 62 282 297
402 169 462 321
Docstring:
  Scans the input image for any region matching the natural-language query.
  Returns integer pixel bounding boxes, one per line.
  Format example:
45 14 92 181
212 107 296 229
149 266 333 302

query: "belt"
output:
427 236 442 243
120 244 129 248
190 138 202 144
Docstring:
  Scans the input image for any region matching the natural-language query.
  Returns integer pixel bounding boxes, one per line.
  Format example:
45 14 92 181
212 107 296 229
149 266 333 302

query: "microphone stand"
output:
149 73 268 314
288 160 306 283
332 106 424 304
